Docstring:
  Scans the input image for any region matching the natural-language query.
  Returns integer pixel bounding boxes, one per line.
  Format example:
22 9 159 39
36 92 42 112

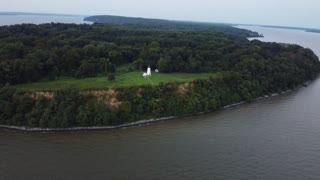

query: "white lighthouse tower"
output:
147 66 152 76
143 66 152 78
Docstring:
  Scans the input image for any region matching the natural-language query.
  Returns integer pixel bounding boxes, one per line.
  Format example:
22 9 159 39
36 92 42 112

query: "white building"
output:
147 67 152 76
143 66 152 78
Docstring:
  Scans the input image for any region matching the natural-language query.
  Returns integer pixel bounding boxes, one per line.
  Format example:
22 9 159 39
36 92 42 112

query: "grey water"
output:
0 15 89 26
2 25 320 179
237 25 320 56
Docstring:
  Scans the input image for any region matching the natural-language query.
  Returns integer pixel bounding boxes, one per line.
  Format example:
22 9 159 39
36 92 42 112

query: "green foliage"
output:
0 87 17 124
0 22 320 129
107 74 116 81
0 66 319 128
0 23 319 87
84 15 260 37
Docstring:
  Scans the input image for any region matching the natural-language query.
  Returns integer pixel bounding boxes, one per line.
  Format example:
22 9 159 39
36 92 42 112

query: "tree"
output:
76 59 98 78
157 56 173 72
108 74 116 81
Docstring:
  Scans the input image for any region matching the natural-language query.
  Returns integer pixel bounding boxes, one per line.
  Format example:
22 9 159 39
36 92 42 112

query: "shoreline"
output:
0 87 299 132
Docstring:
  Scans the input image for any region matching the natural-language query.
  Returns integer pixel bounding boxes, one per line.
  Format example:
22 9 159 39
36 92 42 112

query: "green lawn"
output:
14 72 218 91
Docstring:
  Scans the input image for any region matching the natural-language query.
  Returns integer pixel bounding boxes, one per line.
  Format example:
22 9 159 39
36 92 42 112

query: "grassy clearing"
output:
14 72 217 91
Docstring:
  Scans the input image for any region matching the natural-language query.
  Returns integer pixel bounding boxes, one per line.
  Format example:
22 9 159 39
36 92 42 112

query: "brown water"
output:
1 26 320 179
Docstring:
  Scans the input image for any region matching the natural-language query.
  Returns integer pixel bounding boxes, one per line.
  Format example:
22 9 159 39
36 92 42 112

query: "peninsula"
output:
0 15 319 130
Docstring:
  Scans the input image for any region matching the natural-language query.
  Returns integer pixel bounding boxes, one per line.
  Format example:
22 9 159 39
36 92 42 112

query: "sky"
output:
0 0 319 28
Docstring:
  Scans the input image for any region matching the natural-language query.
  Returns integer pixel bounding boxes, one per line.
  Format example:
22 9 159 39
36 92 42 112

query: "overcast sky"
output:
0 0 319 28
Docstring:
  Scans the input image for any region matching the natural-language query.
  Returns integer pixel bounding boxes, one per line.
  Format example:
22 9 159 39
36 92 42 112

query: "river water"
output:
0 15 89 26
2 25 320 179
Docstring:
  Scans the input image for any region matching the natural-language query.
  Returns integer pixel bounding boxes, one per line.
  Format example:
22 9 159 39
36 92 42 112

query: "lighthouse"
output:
143 66 152 78
147 66 152 76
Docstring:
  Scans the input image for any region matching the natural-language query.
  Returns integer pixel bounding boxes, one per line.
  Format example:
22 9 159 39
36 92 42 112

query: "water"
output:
0 15 89 26
237 25 320 57
2 26 320 179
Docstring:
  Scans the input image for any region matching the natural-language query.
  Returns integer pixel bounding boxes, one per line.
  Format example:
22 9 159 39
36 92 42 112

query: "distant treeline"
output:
306 30 320 34
258 25 320 34
84 15 260 37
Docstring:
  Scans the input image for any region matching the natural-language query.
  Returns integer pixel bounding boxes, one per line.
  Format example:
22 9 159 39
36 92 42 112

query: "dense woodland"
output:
84 15 261 37
0 20 319 128
0 23 316 85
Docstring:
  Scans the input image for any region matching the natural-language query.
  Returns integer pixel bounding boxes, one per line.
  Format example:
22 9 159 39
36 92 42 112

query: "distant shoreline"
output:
1 12 319 34
0 12 86 17
0 14 91 26
236 24 320 34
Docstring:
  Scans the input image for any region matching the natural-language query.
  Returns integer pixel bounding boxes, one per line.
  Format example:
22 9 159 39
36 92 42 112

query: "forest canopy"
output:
84 15 261 37
0 22 318 86
0 20 319 128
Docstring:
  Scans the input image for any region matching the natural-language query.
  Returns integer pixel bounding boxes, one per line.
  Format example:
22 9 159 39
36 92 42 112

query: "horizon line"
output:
0 11 319 31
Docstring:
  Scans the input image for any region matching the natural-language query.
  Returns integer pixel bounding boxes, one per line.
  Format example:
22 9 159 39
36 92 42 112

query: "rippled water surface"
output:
1 26 320 179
